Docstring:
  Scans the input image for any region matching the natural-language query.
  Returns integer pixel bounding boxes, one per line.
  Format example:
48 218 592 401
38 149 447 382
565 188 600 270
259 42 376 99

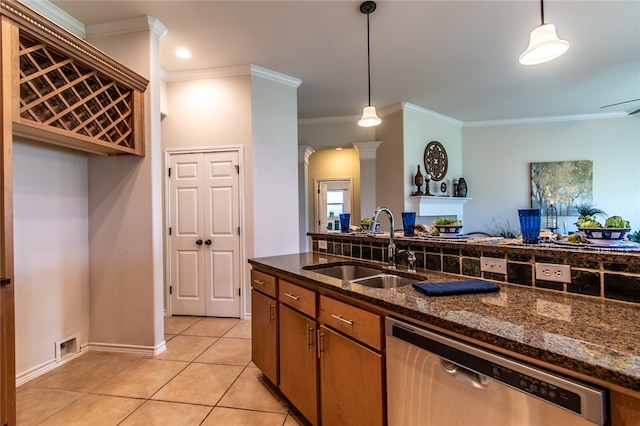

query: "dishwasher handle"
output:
441 359 488 389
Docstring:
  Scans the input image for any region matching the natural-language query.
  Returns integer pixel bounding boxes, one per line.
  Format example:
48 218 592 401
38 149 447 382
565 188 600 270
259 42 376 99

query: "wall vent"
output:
55 335 79 362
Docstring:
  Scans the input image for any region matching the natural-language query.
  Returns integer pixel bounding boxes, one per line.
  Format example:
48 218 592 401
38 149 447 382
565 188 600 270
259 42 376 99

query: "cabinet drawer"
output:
279 280 316 317
251 269 277 298
319 295 382 350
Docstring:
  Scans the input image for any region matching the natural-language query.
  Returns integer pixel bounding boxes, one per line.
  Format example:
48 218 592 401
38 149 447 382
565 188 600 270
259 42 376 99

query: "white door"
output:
317 182 328 232
169 150 241 317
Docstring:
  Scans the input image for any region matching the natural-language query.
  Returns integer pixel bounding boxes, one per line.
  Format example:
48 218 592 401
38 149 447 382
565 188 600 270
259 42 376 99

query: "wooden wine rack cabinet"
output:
2 0 148 155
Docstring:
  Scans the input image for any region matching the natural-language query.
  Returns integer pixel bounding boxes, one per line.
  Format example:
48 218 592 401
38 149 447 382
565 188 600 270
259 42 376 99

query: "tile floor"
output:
17 316 309 425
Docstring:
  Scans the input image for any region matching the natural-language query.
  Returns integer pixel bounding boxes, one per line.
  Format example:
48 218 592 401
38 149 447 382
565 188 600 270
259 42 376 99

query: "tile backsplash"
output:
310 233 640 305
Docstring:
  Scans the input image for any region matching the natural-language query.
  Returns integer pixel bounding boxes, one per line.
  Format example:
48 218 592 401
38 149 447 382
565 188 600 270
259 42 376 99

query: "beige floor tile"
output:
92 359 188 399
218 366 289 413
182 317 240 337
164 333 176 342
224 319 252 339
153 335 217 362
120 400 212 425
42 393 143 426
195 337 252 366
23 352 140 392
164 315 203 335
16 387 84 425
202 406 287 426
151 362 243 406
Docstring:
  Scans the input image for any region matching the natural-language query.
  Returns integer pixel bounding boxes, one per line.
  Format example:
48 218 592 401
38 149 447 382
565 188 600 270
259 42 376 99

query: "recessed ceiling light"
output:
175 48 192 59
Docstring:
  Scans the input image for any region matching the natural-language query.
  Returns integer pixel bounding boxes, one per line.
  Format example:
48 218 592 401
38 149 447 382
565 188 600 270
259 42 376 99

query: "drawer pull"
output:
284 292 300 301
253 279 265 286
331 314 354 325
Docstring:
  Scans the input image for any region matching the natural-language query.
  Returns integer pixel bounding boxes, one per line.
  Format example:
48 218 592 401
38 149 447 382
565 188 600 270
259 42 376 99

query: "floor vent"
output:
55 335 79 362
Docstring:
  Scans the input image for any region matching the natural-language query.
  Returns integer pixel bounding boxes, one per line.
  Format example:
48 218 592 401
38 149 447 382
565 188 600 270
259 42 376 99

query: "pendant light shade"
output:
358 105 381 127
358 1 381 127
519 0 569 65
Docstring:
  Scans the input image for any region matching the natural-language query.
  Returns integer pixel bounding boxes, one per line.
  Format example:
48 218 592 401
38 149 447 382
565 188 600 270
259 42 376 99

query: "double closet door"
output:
168 150 241 317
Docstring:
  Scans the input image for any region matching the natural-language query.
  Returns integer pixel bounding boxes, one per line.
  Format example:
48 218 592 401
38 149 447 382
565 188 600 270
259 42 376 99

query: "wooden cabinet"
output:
279 304 318 425
279 279 316 317
611 390 640 425
251 289 278 384
318 295 384 426
319 325 384 426
250 268 386 426
319 295 382 350
251 270 278 385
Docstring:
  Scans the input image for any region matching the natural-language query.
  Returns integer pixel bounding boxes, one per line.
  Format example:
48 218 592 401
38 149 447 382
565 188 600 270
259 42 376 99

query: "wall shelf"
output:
409 196 471 220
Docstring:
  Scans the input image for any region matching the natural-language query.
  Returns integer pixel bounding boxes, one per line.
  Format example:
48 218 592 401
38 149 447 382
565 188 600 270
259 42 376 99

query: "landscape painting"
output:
530 160 593 216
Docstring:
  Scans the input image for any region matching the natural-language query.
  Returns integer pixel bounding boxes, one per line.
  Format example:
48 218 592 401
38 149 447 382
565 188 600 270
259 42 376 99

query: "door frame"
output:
164 146 246 318
313 177 354 232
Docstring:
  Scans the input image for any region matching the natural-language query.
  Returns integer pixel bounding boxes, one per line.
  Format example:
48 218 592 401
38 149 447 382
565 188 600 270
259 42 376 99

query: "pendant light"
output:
519 0 569 65
358 1 381 127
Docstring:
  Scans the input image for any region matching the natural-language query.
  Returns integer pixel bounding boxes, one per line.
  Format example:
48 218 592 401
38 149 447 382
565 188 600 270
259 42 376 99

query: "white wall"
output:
14 140 89 382
403 105 463 214
86 24 165 349
251 75 301 257
162 69 300 318
462 116 640 234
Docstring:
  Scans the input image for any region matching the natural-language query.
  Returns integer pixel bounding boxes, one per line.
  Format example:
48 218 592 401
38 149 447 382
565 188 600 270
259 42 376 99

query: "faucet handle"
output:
397 249 417 273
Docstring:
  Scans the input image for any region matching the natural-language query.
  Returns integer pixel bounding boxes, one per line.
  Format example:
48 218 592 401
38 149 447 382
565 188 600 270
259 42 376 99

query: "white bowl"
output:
435 225 463 238
578 227 630 246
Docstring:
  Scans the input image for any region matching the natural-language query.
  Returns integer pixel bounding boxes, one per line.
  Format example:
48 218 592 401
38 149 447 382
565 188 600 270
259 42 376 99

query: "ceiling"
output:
49 0 640 123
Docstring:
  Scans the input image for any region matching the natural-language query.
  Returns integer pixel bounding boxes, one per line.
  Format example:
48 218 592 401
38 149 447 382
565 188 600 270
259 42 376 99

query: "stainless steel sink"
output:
304 263 383 280
350 274 415 289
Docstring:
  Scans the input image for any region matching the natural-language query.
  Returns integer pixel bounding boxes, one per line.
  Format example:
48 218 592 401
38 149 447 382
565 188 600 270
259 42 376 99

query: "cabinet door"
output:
251 289 278 384
279 304 318 425
319 325 384 426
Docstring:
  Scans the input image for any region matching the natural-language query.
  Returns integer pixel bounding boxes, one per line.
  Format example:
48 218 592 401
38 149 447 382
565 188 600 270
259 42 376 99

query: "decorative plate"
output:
424 141 448 181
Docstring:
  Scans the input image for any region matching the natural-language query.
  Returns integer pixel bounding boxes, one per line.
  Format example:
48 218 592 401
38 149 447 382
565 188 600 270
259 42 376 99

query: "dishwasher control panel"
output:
489 364 581 413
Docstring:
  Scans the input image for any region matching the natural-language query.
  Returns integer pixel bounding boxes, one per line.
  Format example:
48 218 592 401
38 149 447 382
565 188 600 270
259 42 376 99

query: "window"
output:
327 190 345 217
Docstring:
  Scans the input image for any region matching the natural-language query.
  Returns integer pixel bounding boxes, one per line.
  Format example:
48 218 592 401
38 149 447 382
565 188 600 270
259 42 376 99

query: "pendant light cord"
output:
366 10 372 106
540 0 545 24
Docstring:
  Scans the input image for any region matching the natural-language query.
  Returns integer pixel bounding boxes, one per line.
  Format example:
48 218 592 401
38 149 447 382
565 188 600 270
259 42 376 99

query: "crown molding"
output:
401 102 464 128
463 111 629 127
166 64 301 88
250 65 302 88
167 65 251 82
86 15 167 39
17 0 85 38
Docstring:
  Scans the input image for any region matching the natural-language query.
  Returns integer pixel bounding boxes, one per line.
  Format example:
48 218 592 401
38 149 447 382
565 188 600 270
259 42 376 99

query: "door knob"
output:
205 239 212 245
195 239 203 246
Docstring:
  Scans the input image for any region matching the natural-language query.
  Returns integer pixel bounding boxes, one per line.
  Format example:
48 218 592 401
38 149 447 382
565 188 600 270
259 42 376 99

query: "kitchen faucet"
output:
370 207 396 269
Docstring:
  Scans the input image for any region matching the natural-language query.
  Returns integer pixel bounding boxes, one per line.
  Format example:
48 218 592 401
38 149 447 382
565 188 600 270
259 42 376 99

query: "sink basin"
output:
304 263 383 280
351 274 415 289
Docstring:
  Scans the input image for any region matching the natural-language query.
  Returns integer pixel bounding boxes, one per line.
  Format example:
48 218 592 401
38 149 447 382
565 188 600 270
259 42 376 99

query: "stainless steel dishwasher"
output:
386 317 607 426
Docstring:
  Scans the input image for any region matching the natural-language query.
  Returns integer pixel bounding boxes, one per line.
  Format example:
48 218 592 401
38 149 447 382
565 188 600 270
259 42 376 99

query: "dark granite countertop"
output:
249 252 640 394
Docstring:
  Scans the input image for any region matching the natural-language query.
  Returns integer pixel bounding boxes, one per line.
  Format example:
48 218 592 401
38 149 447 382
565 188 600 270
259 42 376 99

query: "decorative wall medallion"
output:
423 141 448 181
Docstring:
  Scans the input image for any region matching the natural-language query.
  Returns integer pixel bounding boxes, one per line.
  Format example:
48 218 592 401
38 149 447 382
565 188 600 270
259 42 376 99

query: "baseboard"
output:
17 340 168 387
87 340 167 356
16 346 88 387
